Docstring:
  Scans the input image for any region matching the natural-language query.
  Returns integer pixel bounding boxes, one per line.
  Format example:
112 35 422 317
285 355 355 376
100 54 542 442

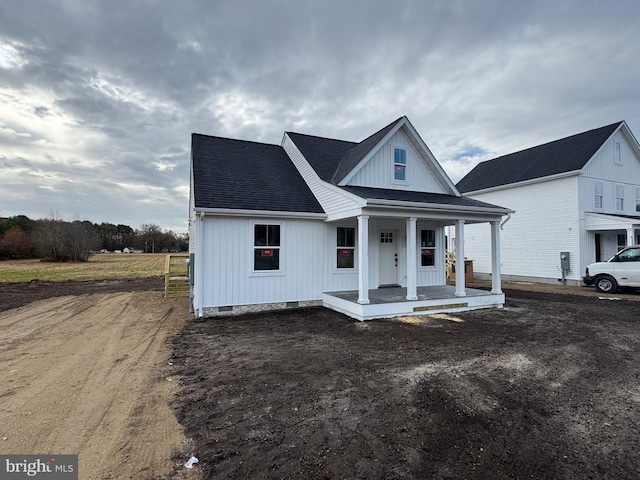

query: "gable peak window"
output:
254 224 280 270
614 142 622 165
393 148 406 182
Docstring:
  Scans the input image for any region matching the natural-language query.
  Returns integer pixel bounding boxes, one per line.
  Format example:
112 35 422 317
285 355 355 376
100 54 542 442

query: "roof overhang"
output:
585 212 640 231
462 170 580 195
193 207 327 220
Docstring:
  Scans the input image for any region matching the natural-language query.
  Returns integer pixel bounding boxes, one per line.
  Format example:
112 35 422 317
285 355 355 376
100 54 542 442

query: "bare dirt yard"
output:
3 278 640 479
172 287 640 479
0 277 198 480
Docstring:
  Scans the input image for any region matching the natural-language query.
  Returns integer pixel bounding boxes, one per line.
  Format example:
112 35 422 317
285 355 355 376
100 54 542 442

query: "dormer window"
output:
394 148 406 182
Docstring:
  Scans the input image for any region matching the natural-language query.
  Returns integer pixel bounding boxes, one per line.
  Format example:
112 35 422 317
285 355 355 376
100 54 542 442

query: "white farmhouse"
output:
189 117 512 320
457 121 640 285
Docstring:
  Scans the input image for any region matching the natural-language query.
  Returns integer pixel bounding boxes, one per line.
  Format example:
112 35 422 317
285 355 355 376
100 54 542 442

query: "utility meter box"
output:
560 251 570 271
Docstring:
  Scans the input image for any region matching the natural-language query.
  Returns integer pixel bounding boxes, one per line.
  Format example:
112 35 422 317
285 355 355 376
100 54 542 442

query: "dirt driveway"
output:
172 288 640 479
0 278 197 479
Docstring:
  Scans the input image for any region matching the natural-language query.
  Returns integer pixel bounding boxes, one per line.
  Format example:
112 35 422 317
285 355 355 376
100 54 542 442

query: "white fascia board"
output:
402 119 460 196
194 207 327 220
365 198 513 215
363 206 504 223
338 118 406 186
463 170 581 195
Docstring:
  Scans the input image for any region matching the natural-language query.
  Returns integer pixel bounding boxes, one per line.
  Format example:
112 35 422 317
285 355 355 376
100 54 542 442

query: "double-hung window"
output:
420 230 436 267
254 224 280 270
615 184 624 211
394 148 406 182
337 227 355 269
594 181 603 209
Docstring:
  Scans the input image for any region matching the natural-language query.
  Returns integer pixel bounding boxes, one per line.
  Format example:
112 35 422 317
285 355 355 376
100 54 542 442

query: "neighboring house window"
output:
254 224 280 270
635 187 640 212
594 181 603 209
615 184 624 211
420 230 436 267
617 234 627 252
337 227 355 269
394 148 406 181
615 142 622 165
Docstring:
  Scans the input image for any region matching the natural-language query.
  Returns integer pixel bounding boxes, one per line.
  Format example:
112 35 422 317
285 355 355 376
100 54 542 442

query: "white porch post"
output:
455 219 466 297
357 215 370 304
627 227 635 247
406 217 418 300
490 220 503 294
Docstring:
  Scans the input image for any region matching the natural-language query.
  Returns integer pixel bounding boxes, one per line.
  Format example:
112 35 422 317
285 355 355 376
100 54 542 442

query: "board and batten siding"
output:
346 129 449 194
464 175 581 283
281 133 361 219
194 216 447 310
198 216 358 308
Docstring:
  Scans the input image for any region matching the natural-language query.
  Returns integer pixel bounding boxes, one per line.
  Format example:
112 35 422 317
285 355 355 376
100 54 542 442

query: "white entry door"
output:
379 229 399 286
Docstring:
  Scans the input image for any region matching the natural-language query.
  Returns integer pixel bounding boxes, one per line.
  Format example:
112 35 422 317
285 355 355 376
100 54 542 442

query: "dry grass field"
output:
0 253 168 282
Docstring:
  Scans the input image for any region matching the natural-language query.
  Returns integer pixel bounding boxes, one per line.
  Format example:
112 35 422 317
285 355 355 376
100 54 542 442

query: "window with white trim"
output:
615 184 624 211
336 226 355 269
393 148 406 182
594 181 603 209
615 142 622 165
635 187 640 213
254 224 280 270
420 230 436 267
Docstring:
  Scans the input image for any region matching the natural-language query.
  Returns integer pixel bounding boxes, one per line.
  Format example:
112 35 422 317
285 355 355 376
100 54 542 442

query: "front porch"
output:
323 285 505 321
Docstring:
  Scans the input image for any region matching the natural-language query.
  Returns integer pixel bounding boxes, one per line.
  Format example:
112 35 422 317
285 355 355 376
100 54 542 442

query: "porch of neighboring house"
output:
323 284 505 321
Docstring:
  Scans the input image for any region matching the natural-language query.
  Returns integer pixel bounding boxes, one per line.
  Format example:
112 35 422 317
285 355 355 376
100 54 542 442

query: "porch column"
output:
406 217 418 300
490 220 503 294
627 227 635 247
357 215 370 304
455 219 466 297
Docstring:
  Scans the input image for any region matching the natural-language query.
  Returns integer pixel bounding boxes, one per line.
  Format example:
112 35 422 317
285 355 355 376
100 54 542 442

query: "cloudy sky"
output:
1 0 639 232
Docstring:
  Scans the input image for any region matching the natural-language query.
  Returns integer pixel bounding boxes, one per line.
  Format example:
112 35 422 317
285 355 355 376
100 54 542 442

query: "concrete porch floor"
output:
323 285 504 321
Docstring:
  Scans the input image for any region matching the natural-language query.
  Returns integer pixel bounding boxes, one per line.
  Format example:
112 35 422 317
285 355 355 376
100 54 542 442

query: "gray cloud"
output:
0 0 639 230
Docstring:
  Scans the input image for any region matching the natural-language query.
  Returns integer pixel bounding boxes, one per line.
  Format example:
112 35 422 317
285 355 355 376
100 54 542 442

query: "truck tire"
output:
594 275 618 294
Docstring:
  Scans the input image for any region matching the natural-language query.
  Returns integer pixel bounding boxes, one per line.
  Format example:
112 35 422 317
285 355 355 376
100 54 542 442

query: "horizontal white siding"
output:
347 129 448 193
195 216 446 309
464 176 581 282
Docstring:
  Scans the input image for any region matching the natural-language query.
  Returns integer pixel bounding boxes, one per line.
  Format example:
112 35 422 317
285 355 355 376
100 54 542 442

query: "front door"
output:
379 229 398 286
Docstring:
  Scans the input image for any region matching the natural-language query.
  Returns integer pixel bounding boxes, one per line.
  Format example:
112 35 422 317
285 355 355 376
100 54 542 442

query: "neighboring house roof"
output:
191 134 324 213
342 186 510 212
457 122 623 193
286 117 405 185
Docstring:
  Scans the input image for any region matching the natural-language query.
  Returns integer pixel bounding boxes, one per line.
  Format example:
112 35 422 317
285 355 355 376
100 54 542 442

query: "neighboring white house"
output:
189 116 512 320
456 121 640 286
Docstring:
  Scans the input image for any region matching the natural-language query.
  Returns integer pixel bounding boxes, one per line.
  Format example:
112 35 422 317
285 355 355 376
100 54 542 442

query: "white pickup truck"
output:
583 245 640 293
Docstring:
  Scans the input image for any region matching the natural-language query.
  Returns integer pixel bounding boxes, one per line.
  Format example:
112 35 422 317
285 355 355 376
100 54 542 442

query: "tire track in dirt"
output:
0 291 198 480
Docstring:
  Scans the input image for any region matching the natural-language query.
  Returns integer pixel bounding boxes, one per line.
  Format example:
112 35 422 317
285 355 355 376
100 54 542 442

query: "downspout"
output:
500 213 512 230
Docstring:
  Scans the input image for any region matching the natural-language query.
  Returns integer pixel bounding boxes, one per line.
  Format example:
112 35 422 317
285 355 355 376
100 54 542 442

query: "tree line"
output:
0 214 188 262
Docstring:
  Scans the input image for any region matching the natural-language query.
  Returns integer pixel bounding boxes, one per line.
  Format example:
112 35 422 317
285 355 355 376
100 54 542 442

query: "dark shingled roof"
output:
287 117 405 184
342 186 510 212
191 134 324 213
457 122 623 193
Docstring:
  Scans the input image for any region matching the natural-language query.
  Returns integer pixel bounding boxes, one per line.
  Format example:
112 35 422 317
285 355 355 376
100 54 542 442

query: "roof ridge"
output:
331 116 406 184
285 131 357 145
192 132 280 148
489 121 624 162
